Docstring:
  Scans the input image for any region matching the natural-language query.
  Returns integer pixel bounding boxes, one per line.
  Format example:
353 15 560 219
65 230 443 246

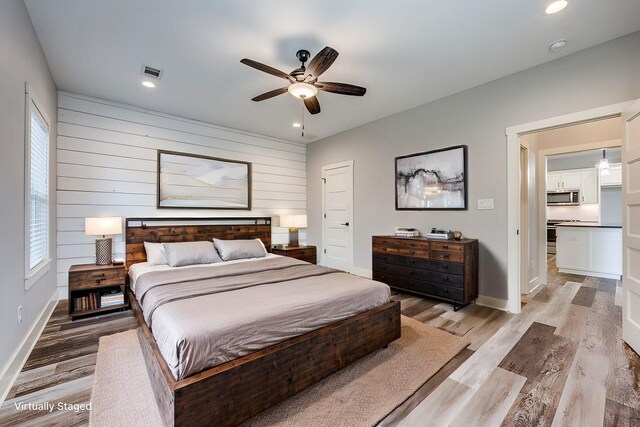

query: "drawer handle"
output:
409 281 414 286
442 245 449 249
443 288 449 293
410 250 416 254
442 265 448 269
410 270 415 275
443 254 450 259
92 273 105 278
443 276 449 281
410 259 415 264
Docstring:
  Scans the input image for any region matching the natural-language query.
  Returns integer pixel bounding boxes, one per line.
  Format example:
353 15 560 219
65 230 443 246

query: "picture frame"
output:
395 145 467 210
157 150 251 210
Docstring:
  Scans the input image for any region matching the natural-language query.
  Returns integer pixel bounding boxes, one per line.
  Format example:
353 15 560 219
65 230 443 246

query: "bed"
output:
125 217 401 426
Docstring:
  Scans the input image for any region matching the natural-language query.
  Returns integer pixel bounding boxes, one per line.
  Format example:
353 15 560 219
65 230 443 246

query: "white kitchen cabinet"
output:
556 225 622 279
600 163 622 186
546 170 582 190
580 168 599 204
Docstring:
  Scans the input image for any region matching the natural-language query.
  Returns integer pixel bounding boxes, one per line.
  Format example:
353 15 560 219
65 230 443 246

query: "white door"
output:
622 99 640 355
321 161 353 272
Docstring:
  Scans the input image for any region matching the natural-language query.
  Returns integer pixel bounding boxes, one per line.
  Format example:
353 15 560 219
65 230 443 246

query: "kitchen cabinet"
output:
600 163 622 186
547 170 582 190
547 168 599 204
580 169 599 204
556 225 622 279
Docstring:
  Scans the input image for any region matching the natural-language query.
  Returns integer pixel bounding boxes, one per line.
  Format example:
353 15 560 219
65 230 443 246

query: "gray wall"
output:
307 32 640 300
0 0 57 375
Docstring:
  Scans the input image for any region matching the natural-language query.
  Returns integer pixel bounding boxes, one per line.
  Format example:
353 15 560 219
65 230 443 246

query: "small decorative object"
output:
85 217 122 265
280 215 308 247
453 231 462 240
395 145 467 210
394 227 421 237
157 150 251 209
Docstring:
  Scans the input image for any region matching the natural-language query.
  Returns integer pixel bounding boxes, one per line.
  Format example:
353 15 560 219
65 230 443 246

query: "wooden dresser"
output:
372 236 478 310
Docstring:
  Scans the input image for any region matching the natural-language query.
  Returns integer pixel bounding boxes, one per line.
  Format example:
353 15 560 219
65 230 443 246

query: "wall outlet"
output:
478 199 495 210
17 306 22 326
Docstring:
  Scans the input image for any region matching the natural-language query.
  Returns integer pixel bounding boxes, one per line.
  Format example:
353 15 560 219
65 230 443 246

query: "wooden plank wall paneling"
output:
56 92 307 294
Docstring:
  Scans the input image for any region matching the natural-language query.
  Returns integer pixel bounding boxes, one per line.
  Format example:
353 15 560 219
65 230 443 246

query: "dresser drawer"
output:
372 262 464 288
69 269 124 290
430 250 464 263
372 271 463 302
372 246 430 259
430 242 464 253
372 253 464 275
373 237 430 251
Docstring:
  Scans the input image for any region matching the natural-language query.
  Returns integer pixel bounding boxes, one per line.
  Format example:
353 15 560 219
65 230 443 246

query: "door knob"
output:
341 222 350 226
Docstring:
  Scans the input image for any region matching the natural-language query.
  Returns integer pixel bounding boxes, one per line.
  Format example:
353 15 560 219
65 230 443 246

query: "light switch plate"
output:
478 199 494 210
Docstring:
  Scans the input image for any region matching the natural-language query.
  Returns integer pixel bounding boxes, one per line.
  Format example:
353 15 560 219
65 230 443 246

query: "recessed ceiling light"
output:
545 0 568 15
292 122 302 128
549 39 568 52
142 81 156 88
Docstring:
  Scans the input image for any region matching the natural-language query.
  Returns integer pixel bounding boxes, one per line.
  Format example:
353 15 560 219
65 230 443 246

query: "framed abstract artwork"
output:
395 145 467 210
157 150 251 210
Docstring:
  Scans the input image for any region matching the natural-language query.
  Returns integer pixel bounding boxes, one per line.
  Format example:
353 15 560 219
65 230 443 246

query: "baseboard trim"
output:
558 268 621 280
528 276 542 294
0 291 58 405
476 295 509 312
350 267 372 279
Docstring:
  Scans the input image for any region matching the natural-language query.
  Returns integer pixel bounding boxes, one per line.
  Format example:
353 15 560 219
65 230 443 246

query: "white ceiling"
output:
24 0 640 142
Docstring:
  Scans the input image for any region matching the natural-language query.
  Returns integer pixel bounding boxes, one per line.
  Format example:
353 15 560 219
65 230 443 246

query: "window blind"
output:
29 105 49 270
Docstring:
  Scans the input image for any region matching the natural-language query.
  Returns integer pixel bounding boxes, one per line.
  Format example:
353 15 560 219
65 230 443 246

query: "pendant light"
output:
598 149 610 176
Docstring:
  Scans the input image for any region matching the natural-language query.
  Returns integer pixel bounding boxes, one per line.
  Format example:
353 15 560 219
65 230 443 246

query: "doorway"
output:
321 161 354 272
506 101 633 314
519 145 529 295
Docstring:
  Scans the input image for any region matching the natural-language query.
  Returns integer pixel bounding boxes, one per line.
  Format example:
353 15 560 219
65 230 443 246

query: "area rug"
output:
90 316 467 427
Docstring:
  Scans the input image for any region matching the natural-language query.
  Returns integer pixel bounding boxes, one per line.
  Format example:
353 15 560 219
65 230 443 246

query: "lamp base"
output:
288 228 300 247
95 238 113 265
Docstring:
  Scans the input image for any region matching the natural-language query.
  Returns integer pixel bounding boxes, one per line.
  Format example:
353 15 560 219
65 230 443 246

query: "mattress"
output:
129 255 390 380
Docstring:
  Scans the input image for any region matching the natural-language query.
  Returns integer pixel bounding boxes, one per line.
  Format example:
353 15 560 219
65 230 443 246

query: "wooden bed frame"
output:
125 217 401 426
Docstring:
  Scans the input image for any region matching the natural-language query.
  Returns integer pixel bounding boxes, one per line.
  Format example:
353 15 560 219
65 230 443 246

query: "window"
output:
25 84 51 288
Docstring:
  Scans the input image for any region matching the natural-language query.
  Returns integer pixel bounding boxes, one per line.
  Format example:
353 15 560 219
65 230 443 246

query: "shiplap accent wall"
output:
56 92 307 296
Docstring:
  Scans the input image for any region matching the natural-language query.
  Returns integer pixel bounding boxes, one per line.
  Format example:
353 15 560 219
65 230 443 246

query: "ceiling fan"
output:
240 46 366 115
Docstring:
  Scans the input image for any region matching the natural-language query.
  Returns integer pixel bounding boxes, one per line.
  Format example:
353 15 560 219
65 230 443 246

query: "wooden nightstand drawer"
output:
271 245 317 264
69 268 124 290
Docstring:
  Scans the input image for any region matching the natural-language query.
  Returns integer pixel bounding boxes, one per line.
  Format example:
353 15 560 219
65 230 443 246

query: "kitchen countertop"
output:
556 222 622 228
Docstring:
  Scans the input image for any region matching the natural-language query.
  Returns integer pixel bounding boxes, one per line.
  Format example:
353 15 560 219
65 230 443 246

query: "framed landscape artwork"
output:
157 150 251 210
395 145 467 210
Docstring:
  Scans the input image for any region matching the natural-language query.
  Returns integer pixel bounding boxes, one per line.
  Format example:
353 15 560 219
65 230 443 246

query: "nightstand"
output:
271 245 317 264
68 263 128 320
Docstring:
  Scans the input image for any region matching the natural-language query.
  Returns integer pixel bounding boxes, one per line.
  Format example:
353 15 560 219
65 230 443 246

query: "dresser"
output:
372 236 478 310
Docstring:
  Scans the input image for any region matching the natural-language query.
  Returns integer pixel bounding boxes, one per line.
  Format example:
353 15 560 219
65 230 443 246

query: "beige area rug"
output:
90 316 467 427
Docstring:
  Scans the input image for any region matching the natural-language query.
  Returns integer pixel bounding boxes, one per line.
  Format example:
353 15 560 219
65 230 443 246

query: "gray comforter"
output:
133 256 390 380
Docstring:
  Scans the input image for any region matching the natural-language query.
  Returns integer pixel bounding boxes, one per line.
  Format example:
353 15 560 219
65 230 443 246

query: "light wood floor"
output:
1 257 638 426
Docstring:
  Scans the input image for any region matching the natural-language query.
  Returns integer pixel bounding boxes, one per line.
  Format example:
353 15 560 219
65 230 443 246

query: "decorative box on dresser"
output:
372 236 478 310
68 263 128 320
271 245 317 264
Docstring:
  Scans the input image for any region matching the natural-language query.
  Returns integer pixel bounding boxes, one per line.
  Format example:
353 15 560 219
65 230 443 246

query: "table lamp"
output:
280 215 307 247
85 217 122 265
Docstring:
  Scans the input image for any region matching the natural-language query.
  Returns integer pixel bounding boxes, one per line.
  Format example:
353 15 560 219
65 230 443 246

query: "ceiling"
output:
548 147 622 171
24 1 640 143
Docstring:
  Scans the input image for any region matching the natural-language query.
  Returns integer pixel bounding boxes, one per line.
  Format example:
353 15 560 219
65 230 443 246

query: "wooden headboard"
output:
125 217 272 269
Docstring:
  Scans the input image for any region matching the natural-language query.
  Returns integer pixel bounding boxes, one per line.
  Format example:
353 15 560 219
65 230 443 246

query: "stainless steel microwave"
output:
547 190 580 206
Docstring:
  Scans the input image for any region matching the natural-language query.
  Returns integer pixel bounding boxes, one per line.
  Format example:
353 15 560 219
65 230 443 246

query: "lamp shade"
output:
280 215 307 228
85 217 122 236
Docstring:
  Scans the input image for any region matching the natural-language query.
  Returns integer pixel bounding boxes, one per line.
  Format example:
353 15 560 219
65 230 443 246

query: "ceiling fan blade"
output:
306 46 339 79
251 87 289 102
317 82 366 96
240 58 292 81
303 96 321 115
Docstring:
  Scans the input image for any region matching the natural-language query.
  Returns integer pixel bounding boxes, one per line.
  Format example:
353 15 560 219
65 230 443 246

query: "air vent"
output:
141 64 163 80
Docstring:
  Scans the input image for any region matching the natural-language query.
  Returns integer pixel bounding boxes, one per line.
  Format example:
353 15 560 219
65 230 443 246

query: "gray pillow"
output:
213 238 267 261
163 241 222 267
143 242 167 265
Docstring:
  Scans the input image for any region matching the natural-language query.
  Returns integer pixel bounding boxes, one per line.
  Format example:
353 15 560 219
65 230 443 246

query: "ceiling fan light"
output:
288 82 318 99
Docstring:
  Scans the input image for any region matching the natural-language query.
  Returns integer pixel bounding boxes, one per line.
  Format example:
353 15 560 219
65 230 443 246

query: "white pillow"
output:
213 238 267 261
163 241 222 267
144 242 168 265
